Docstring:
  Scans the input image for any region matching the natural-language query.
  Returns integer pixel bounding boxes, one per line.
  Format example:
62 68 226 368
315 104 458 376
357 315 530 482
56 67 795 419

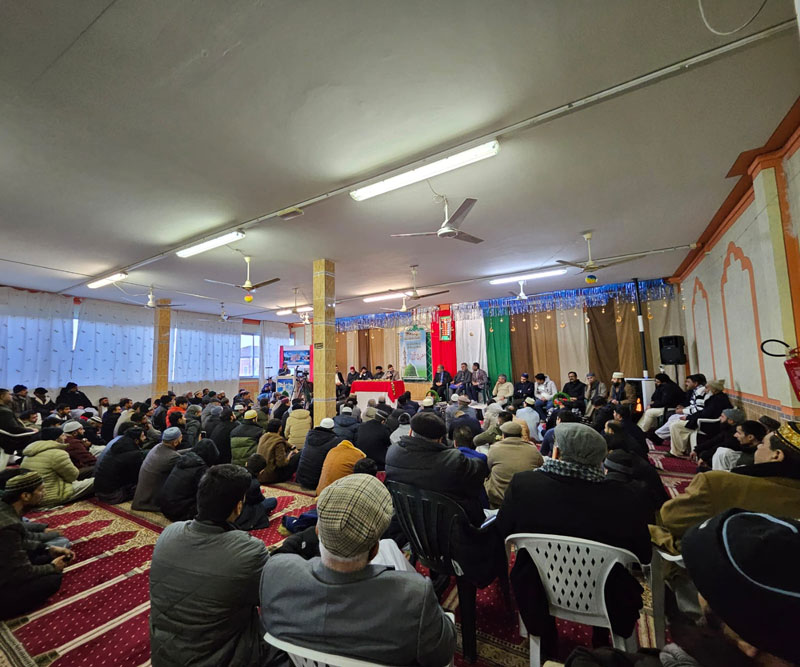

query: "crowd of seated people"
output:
2 366 800 667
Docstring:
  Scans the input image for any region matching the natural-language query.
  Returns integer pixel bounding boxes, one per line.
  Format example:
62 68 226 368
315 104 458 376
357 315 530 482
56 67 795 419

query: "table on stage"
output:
348 380 406 411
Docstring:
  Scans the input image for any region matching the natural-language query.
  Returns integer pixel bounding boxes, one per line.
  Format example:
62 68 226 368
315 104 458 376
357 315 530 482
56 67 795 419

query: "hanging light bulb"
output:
601 307 606 314
522 316 526 322
489 326 494 333
534 322 539 330
546 313 552 320
663 300 668 308
585 315 590 324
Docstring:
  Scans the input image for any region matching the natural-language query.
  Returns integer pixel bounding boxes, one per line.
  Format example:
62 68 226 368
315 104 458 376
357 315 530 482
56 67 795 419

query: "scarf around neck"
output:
539 457 605 483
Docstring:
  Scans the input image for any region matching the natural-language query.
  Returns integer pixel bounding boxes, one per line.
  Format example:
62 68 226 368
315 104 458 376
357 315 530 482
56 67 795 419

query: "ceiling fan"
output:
144 287 185 309
381 295 416 313
392 265 450 302
509 280 529 300
556 231 652 273
199 302 231 323
390 197 483 244
204 255 279 299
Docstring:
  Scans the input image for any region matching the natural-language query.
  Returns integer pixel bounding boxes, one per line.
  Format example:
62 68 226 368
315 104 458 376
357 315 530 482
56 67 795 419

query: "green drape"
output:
483 314 513 384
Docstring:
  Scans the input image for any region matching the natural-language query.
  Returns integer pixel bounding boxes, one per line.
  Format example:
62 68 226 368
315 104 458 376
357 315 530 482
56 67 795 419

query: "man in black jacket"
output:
496 422 651 658
612 404 649 459
561 371 587 411
93 427 148 504
295 419 342 490
356 410 392 470
638 372 684 432
513 373 536 401
209 408 238 464
385 411 499 587
668 379 732 456
0 388 37 456
55 383 93 410
430 365 453 402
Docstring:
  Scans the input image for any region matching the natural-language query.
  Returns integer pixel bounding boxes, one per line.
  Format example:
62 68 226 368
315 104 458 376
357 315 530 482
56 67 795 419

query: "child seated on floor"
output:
233 454 278 531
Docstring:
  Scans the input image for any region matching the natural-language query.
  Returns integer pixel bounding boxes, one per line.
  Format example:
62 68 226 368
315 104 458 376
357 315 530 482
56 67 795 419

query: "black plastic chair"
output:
386 481 507 664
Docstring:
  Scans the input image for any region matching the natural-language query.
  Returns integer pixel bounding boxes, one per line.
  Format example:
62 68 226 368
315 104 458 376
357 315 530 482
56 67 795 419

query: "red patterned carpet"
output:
2 455 680 667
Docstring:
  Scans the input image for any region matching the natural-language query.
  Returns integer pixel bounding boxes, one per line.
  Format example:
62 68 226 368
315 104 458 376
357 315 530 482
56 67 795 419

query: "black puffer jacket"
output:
93 434 147 495
355 420 392 469
385 434 488 526
209 420 238 464
184 415 202 449
295 428 341 490
332 415 359 443
158 439 219 521
650 380 684 409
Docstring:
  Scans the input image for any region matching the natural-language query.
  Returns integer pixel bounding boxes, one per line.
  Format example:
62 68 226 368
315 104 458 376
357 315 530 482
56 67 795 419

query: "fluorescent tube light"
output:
87 272 128 289
176 230 245 258
296 306 313 313
276 309 292 316
350 140 500 201
489 269 568 285
363 291 412 303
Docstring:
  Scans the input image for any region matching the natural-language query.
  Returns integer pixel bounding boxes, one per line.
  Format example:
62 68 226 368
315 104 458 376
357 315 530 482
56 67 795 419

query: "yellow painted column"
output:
152 300 171 399
312 259 336 425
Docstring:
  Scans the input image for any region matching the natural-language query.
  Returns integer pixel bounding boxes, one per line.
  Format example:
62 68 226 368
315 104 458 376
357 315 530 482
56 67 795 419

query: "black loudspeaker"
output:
659 335 686 365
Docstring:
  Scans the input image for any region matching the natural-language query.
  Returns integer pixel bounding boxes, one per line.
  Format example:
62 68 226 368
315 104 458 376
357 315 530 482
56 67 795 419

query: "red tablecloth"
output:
349 380 406 402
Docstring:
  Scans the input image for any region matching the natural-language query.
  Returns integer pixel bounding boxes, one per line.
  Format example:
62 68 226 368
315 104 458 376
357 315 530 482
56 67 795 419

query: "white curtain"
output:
260 320 292 387
0 286 74 389
455 315 488 370
556 308 590 381
170 311 242 397
72 299 154 400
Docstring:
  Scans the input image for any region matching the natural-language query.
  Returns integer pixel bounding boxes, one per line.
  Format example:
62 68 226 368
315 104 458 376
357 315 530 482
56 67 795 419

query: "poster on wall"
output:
275 377 294 396
281 346 311 369
439 315 452 341
399 329 428 380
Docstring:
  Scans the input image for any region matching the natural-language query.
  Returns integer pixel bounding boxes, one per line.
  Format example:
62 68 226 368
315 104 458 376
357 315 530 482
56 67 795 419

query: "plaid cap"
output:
317 474 393 558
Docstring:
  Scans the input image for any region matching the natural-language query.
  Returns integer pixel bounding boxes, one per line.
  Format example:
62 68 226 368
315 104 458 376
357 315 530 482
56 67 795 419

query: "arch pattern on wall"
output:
720 241 767 397
691 277 716 379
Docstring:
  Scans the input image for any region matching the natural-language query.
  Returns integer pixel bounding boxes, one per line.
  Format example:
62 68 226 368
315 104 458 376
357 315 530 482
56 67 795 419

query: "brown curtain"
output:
335 332 348 375
368 328 384 370
510 313 533 380
617 302 645 378
529 312 560 383
357 329 371 371
588 305 619 387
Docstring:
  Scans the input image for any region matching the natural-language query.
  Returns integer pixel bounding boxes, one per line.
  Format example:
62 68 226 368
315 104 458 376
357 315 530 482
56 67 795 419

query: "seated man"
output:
667 379 731 456
649 373 708 446
516 396 541 441
513 372 536 401
496 422 651 655
373 365 385 380
316 437 366 496
491 374 514 406
447 408 482 442
612 404 649 459
234 454 278 531
131 427 183 511
712 419 766 471
449 362 472 395
158 438 219 522
295 418 342 489
608 372 636 406
0 472 75 620
467 362 488 401
532 373 557 420
0 387 37 457
651 420 800 554
539 409 580 457
584 372 607 417
473 409 513 449
430 364 452 401
93 427 148 504
561 371 587 411
356 410 392 470
150 464 270 666
692 407 745 469
21 429 94 506
261 474 457 666
485 421 543 508
637 372 683 432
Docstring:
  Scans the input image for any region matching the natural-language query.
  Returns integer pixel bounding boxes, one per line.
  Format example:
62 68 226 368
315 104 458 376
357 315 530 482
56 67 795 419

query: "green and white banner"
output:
399 328 428 380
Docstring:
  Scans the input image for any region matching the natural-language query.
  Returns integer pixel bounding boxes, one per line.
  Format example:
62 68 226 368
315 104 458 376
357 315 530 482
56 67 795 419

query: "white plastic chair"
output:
265 624 455 667
505 533 642 667
688 417 721 453
649 547 685 649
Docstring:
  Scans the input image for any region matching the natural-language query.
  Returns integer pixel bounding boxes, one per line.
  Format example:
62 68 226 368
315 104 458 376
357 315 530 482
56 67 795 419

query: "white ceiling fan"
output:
556 231 652 273
509 280 529 300
199 302 231 323
392 265 450 302
204 255 279 297
381 295 416 313
390 197 483 244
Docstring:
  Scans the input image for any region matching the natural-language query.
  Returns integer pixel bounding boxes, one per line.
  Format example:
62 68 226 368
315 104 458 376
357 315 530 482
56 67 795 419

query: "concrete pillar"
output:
312 259 336 425
152 300 171 399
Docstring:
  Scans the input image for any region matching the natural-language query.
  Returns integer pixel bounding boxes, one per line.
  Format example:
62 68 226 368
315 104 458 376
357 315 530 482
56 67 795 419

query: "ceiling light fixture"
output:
363 291 412 303
275 309 292 316
349 140 500 201
489 269 568 285
176 230 245 258
296 306 313 313
87 272 128 289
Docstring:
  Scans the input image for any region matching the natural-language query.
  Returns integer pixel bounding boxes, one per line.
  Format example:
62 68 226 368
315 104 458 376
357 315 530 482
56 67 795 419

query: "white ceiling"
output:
0 0 798 320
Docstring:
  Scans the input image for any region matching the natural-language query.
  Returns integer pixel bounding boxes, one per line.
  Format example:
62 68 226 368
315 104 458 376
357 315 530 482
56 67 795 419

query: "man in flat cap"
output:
261 474 456 666
0 471 75 619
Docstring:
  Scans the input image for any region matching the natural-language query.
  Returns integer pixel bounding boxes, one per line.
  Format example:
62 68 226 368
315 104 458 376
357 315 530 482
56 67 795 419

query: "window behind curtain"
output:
239 333 260 378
